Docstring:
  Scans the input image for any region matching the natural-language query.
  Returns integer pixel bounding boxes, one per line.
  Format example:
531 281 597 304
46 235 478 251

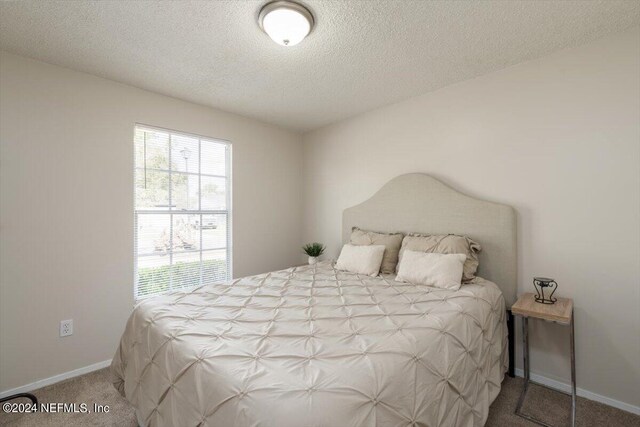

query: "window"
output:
134 125 231 299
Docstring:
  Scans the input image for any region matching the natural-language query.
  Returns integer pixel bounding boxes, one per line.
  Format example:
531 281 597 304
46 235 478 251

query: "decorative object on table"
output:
533 277 558 304
302 242 325 265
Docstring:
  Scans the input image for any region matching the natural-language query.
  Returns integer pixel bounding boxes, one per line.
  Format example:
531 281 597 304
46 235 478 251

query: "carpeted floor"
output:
1 368 638 426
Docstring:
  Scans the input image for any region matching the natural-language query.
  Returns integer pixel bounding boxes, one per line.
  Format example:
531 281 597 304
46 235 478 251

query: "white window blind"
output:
134 125 231 299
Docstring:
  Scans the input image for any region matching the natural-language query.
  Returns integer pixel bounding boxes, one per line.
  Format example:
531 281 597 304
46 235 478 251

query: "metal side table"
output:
511 293 576 427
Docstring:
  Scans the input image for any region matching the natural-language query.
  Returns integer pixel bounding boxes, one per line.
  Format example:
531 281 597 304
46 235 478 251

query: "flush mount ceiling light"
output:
258 1 314 46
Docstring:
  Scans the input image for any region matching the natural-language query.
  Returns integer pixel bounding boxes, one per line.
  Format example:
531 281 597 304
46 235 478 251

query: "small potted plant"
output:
302 242 325 265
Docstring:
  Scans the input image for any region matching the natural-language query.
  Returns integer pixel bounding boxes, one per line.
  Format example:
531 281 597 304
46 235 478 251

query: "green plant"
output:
302 242 325 257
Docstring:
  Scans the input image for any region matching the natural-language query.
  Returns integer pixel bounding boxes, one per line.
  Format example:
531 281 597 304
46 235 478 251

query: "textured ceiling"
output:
1 1 639 131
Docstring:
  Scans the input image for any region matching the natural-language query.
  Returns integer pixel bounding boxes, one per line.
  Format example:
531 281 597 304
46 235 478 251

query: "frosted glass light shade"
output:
259 1 314 46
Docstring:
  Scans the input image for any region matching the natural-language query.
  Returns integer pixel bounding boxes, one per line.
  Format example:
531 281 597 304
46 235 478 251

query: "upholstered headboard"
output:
342 173 517 307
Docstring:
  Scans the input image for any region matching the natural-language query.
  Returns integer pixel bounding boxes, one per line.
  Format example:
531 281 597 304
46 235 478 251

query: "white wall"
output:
303 28 640 408
0 52 303 392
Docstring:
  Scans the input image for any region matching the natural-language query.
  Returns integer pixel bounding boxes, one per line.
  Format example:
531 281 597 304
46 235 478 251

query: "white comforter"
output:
112 262 507 427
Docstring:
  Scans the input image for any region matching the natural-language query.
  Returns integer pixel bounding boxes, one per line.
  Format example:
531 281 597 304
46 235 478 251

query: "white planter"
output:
308 256 319 265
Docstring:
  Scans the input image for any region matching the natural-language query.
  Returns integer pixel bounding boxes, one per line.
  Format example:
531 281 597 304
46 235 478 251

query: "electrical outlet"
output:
60 319 73 337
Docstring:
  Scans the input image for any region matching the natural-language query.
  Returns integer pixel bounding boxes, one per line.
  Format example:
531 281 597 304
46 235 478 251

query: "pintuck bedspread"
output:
112 262 507 427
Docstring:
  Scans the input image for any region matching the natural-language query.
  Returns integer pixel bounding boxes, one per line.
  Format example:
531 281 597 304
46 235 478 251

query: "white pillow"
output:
396 250 466 290
335 244 386 277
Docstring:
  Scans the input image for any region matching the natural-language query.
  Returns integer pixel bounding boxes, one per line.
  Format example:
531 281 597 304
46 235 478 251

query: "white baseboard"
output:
514 368 640 415
0 359 112 400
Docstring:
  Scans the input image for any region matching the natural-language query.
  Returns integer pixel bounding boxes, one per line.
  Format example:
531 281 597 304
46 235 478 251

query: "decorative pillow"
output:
350 227 404 274
335 244 386 277
397 233 481 282
396 251 466 290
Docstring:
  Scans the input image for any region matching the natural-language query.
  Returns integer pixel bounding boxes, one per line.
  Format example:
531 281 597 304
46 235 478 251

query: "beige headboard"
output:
342 173 517 307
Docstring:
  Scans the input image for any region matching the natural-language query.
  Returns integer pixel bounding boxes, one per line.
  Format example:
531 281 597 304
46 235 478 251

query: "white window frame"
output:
133 124 232 300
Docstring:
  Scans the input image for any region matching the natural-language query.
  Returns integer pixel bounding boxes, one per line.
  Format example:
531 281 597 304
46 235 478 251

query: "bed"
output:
112 173 517 427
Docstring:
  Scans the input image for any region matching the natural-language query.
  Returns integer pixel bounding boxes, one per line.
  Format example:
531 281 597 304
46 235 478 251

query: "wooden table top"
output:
511 293 573 325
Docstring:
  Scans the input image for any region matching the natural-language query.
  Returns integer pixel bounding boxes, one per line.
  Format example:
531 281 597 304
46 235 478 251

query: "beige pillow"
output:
396 251 466 290
335 244 386 277
398 233 481 282
350 227 404 274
